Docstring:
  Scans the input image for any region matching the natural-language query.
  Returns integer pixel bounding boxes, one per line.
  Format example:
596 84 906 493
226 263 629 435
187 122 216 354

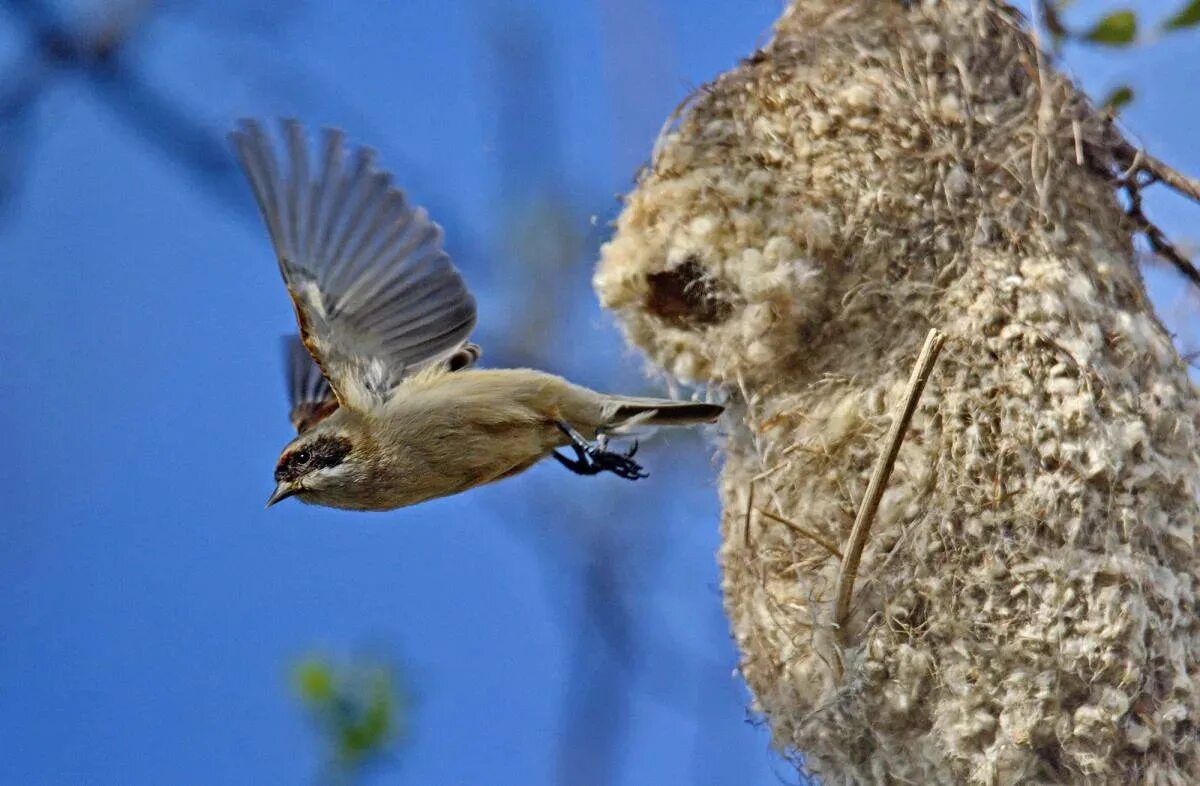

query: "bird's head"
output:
266 426 362 508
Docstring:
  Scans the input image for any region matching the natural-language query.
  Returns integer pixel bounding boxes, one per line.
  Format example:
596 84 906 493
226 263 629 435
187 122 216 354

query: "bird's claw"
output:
552 421 648 480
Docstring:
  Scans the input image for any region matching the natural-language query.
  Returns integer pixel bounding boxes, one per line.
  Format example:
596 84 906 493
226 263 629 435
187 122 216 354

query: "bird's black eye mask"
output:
275 436 352 483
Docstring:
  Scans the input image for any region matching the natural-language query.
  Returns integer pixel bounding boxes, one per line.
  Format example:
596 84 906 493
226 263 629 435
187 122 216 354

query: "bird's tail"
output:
600 396 724 432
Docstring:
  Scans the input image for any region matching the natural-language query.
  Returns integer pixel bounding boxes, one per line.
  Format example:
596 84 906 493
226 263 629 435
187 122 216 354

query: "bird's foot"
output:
552 421 648 480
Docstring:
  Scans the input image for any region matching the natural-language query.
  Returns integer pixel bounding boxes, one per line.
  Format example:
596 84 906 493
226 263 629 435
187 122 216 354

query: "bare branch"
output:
1035 0 1068 42
1081 129 1200 289
1130 210 1200 289
1114 139 1200 206
1123 178 1200 289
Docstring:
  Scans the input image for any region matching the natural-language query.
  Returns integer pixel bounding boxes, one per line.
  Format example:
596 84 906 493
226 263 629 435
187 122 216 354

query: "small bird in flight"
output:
231 119 723 511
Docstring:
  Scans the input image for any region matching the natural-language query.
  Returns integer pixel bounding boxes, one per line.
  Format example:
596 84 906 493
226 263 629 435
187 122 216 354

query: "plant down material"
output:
595 1 1199 783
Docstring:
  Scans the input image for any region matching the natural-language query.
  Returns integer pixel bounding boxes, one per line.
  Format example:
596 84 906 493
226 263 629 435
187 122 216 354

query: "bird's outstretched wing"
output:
284 335 338 433
282 333 480 434
231 118 478 412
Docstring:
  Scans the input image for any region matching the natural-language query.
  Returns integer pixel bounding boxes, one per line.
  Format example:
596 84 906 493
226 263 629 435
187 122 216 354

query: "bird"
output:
230 118 724 511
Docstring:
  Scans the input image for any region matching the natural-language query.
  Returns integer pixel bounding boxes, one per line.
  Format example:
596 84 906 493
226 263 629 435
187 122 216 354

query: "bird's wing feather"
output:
231 118 478 412
284 335 339 433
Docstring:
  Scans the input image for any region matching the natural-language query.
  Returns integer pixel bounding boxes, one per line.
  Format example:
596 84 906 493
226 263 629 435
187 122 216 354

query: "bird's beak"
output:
266 482 298 508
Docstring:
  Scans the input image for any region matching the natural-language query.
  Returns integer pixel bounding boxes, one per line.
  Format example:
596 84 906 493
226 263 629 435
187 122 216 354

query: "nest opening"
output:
645 257 734 327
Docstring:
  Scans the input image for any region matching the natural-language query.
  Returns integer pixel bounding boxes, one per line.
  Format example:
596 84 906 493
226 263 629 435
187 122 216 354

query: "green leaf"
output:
337 675 394 763
294 659 334 703
1083 10 1138 45
292 655 406 775
1101 85 1135 112
1164 0 1200 30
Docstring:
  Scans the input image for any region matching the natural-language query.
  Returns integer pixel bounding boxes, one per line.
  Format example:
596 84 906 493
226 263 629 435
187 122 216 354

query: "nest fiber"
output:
595 1 1199 783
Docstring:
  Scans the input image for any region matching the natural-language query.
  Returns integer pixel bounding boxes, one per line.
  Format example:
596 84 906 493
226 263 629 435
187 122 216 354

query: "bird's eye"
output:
295 450 311 464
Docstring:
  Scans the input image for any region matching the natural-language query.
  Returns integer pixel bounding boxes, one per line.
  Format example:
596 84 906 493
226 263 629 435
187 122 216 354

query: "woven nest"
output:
594 1 1200 783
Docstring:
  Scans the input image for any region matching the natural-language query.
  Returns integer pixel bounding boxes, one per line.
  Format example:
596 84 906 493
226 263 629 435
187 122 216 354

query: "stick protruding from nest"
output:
833 328 946 636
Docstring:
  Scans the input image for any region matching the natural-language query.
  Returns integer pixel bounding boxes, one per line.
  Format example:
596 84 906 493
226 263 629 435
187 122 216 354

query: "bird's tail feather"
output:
601 397 724 432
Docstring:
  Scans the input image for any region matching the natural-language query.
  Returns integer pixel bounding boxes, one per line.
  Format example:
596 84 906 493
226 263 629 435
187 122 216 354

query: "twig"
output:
833 329 946 634
1130 209 1200 288
1035 0 1068 42
1088 126 1200 291
1030 2 1200 288
1113 140 1200 206
1123 180 1200 289
756 508 844 560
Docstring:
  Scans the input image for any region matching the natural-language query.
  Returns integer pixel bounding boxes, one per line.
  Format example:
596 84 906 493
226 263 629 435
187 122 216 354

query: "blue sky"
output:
1 1 1196 784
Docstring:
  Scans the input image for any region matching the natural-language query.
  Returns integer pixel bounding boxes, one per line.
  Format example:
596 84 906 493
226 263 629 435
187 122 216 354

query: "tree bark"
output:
594 2 1200 783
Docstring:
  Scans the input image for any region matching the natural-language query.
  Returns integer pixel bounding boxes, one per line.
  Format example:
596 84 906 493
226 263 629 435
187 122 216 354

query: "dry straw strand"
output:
756 506 845 559
832 328 945 633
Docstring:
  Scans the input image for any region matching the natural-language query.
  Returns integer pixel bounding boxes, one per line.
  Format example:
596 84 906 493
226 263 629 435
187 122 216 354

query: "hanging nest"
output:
595 1 1200 783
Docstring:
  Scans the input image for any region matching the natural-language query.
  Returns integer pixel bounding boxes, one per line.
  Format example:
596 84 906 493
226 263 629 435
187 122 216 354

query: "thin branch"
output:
1035 0 1068 42
1082 129 1200 289
0 0 249 211
1113 139 1200 206
87 64 247 203
833 328 946 634
1071 83 1200 292
755 508 844 560
1130 209 1200 288
1123 179 1200 289
0 56 51 122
